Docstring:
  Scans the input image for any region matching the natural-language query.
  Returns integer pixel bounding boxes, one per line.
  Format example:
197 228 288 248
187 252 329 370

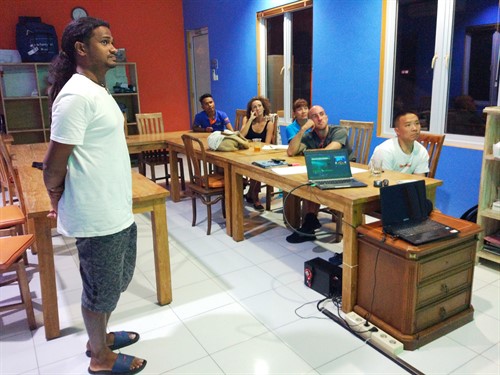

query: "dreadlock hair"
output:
48 17 110 111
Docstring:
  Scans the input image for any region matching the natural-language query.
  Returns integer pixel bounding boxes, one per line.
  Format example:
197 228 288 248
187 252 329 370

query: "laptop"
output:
380 180 460 245
304 149 367 189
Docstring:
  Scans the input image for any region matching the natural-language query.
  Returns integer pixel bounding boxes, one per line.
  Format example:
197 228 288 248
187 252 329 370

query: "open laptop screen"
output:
305 149 352 180
380 180 428 227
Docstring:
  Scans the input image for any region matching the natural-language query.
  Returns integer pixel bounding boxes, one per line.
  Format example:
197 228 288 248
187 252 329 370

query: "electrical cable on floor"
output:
294 297 331 320
282 183 342 239
317 297 425 375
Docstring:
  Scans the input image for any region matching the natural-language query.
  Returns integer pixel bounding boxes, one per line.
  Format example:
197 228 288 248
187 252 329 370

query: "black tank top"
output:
246 120 270 141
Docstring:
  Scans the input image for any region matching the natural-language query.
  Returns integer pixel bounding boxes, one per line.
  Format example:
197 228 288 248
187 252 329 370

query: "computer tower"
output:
304 257 342 297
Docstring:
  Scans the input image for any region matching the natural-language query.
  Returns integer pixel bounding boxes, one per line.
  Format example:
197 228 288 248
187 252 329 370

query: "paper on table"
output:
262 145 288 150
351 167 368 174
272 166 307 175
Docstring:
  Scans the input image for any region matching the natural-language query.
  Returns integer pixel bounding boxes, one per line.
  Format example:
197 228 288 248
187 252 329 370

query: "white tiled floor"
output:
1 191 499 374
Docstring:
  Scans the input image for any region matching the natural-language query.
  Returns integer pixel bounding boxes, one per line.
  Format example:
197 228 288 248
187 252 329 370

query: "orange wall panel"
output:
0 0 190 131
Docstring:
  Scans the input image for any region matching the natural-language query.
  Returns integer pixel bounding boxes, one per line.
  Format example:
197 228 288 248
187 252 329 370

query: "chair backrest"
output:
417 132 445 178
234 109 246 131
135 112 164 134
269 113 279 145
0 137 15 205
339 120 374 164
182 134 213 188
0 136 27 217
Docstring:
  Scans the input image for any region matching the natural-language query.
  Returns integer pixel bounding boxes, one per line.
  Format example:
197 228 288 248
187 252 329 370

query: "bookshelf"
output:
0 62 140 144
476 106 500 264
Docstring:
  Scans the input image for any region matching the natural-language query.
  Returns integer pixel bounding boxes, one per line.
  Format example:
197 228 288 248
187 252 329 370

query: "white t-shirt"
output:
370 137 429 175
50 74 133 237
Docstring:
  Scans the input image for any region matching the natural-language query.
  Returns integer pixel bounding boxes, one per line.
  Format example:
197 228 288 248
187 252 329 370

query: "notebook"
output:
380 180 460 245
252 159 288 168
304 149 367 189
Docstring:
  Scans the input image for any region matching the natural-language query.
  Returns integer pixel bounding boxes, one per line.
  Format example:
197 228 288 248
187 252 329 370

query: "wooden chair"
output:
340 120 374 164
0 136 27 237
234 109 247 131
136 112 185 189
321 120 374 242
181 134 225 235
417 132 446 178
0 234 37 330
0 136 16 206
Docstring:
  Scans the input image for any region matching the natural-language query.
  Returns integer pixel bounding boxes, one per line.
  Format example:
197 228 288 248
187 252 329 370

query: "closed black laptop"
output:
304 149 367 190
380 180 459 245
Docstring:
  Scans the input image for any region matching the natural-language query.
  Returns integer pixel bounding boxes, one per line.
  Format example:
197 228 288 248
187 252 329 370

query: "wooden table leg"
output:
231 169 244 242
341 204 364 313
168 145 181 202
223 164 232 237
150 198 172 305
32 216 60 339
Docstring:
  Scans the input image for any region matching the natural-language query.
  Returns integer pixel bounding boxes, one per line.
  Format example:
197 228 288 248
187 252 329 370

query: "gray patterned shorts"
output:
76 222 137 313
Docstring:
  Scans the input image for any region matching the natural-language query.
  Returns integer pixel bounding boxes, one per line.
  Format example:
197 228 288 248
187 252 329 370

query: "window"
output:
380 0 499 147
257 0 313 123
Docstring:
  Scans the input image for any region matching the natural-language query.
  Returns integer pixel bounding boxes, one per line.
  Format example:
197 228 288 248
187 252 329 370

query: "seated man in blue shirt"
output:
193 93 234 132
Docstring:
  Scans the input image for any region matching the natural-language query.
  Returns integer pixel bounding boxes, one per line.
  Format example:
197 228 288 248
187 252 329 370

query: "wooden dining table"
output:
10 143 172 340
126 130 443 312
126 131 287 237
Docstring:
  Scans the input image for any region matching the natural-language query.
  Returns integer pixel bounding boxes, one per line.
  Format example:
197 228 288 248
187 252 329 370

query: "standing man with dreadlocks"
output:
43 17 146 374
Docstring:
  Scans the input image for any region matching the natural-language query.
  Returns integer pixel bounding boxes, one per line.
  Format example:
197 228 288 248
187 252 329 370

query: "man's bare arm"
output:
43 141 74 216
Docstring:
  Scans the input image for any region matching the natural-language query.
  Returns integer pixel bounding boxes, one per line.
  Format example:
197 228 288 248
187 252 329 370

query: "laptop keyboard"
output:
393 220 445 237
317 178 352 185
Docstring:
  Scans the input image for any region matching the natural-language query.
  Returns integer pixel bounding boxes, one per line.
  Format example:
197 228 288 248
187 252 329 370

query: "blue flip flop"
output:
88 353 147 374
86 331 140 357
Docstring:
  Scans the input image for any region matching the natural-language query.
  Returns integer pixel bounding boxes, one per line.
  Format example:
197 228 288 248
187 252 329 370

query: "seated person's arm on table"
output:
287 136 306 156
324 126 347 151
324 141 343 150
413 162 429 177
193 123 210 132
224 117 234 132
192 113 212 132
287 122 312 156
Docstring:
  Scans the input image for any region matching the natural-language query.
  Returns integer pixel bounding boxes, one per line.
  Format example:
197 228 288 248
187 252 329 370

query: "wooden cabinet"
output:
476 106 500 264
354 212 481 350
0 62 140 144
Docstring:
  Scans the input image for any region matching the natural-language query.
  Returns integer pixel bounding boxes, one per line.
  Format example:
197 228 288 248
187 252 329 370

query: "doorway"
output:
186 27 211 119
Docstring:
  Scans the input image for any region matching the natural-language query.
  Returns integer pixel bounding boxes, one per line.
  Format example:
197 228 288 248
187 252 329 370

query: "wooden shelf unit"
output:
476 106 500 264
0 62 140 144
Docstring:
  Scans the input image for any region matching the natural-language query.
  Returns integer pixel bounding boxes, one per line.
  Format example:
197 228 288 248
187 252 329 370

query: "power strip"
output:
345 311 404 356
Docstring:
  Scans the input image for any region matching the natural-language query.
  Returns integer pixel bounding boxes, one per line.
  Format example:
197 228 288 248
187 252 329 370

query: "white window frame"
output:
257 1 312 125
380 0 500 149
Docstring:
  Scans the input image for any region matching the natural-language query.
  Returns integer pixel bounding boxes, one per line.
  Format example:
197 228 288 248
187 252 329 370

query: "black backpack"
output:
16 16 58 62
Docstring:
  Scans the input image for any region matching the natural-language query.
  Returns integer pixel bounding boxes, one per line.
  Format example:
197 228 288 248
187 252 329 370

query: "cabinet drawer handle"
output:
439 307 447 319
441 284 449 294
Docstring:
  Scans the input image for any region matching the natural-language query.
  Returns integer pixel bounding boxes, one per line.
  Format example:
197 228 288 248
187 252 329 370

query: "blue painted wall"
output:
182 0 487 218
